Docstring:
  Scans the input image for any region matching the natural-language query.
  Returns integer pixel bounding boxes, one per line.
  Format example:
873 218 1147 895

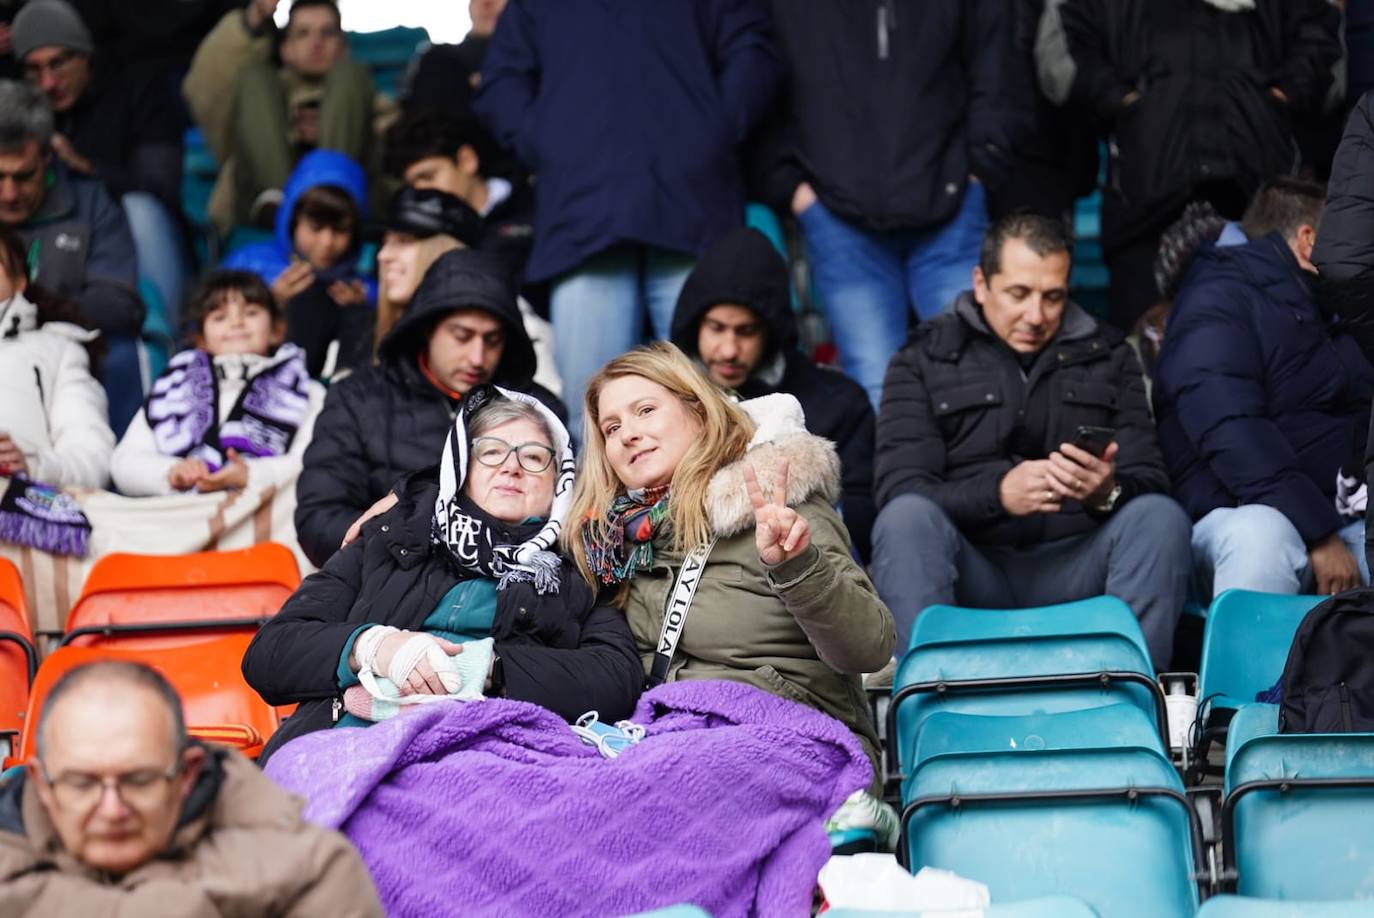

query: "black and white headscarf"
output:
432 385 576 594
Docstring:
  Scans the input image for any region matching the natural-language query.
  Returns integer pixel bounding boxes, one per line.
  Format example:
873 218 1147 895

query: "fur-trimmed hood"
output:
706 393 841 538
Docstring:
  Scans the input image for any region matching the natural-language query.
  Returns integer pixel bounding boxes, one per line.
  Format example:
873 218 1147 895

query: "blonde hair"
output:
564 342 755 597
375 234 463 345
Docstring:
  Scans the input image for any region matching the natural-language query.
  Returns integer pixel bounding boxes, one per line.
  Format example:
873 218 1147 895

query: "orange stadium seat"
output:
14 633 282 762
62 544 301 650
0 559 35 757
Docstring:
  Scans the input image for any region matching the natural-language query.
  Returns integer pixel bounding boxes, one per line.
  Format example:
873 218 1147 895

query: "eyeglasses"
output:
472 437 555 473
41 762 181 812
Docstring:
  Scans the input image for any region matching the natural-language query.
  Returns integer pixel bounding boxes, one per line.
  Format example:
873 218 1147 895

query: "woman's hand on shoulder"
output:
341 491 399 549
743 458 810 567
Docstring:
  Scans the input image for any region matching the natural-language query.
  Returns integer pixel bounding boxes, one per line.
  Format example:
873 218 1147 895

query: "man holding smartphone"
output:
872 213 1191 671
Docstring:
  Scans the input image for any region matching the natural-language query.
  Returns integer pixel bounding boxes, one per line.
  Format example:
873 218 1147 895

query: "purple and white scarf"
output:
146 345 311 470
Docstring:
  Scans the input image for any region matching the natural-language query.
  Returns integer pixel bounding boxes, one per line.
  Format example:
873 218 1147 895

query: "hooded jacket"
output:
670 227 876 559
876 293 1170 547
0 291 113 489
249 467 643 762
749 0 1030 233
617 394 895 787
0 746 383 917
1156 233 1374 544
294 248 566 568
14 164 142 336
1039 0 1341 251
220 151 377 378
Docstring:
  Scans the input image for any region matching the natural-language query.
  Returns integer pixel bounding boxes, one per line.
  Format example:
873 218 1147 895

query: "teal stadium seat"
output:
887 598 1166 773
901 704 1200 918
822 897 1099 917
1199 896 1374 917
1193 590 1323 771
1222 703 1374 900
347 26 429 97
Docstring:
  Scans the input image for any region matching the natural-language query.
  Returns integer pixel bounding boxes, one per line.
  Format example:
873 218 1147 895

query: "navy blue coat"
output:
473 0 780 283
1155 233 1374 545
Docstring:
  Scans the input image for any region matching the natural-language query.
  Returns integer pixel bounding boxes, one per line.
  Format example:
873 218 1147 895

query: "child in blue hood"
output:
222 150 377 379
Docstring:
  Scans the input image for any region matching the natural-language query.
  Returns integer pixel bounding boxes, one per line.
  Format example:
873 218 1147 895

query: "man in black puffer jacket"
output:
669 227 875 560
294 248 565 568
1038 0 1341 332
871 214 1190 668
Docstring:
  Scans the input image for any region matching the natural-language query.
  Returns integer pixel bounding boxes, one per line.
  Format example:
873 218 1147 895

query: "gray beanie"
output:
11 0 94 61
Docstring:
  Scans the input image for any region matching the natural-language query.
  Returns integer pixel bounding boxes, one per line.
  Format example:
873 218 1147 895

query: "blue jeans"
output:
122 192 189 330
550 245 695 442
1191 505 1370 598
798 182 989 409
871 493 1192 670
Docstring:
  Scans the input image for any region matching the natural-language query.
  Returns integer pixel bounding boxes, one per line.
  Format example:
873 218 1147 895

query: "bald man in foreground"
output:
0 660 382 917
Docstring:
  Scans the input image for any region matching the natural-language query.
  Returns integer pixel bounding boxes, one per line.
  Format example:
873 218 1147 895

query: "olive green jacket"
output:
621 397 896 781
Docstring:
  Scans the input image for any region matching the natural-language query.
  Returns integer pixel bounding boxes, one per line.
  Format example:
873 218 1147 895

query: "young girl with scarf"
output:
242 384 643 763
110 270 326 497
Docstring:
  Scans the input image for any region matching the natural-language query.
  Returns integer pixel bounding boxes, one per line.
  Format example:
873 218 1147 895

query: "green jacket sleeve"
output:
764 496 896 673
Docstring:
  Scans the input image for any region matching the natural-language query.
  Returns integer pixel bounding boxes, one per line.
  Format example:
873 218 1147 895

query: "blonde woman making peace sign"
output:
567 343 896 790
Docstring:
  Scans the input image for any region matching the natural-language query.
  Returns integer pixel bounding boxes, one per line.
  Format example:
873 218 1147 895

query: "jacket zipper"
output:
331 696 343 723
876 0 895 60
33 367 52 437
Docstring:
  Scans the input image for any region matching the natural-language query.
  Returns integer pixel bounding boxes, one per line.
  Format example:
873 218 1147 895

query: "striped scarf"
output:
584 484 672 585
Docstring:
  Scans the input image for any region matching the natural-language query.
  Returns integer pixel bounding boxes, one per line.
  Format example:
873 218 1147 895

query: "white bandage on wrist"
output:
355 625 399 674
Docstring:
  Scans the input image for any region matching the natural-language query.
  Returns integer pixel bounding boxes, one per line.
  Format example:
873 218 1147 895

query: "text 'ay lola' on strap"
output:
646 539 716 687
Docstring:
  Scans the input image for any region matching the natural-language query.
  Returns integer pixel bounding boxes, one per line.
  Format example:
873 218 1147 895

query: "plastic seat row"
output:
1 543 299 764
880 591 1374 916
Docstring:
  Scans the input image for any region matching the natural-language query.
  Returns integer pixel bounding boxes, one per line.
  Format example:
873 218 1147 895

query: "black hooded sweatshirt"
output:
670 227 876 560
294 248 565 568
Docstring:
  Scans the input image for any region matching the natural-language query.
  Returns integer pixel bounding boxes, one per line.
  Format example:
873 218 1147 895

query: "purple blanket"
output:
264 680 869 917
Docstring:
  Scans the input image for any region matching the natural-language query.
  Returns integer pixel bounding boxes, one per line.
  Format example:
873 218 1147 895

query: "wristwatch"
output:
1093 483 1123 514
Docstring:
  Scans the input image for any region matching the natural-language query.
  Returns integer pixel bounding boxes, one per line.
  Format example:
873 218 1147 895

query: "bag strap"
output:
647 539 716 687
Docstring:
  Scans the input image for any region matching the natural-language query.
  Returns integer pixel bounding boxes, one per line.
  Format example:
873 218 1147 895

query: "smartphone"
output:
1072 425 1116 458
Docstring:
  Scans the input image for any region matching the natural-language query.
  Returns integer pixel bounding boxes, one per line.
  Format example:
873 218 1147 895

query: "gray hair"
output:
36 661 187 762
469 396 554 448
0 80 52 151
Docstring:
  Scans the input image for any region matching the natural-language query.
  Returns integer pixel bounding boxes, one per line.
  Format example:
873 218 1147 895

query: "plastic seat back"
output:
64 544 300 649
19 634 280 760
902 706 1198 918
1199 590 1323 710
1223 703 1374 900
1198 896 1374 917
347 27 429 95
0 559 33 756
822 898 1100 917
891 599 1161 770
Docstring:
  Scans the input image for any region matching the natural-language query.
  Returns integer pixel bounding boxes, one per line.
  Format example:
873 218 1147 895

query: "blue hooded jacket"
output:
1155 233 1374 545
221 150 377 302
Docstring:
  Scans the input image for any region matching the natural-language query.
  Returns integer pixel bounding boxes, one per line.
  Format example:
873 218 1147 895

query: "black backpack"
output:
1277 587 1374 734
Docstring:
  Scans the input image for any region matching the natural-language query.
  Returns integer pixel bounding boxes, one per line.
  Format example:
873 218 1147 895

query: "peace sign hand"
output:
743 458 811 566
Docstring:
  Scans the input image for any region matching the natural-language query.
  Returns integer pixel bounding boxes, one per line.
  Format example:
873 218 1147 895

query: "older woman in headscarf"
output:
244 384 642 762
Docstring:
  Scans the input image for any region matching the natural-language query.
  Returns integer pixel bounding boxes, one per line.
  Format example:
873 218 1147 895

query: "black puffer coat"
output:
669 227 876 559
1043 0 1340 250
294 250 565 567
875 294 1170 547
248 470 643 763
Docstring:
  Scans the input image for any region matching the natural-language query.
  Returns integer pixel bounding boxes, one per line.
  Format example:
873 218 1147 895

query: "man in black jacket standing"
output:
752 0 1029 410
669 227 876 560
294 248 565 569
1039 0 1341 332
871 214 1190 668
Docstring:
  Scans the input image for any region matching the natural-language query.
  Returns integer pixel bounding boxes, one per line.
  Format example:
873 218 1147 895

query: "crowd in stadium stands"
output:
3 0 1374 909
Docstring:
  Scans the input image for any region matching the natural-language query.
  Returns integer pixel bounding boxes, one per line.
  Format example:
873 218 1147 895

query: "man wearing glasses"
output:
0 660 382 915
